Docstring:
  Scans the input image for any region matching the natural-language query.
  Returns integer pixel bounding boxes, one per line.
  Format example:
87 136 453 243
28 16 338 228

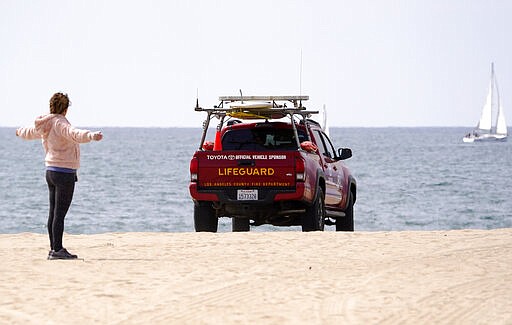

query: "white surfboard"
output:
229 101 273 110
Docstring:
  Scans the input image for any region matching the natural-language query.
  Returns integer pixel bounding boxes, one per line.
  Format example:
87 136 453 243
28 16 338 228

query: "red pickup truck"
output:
189 95 356 232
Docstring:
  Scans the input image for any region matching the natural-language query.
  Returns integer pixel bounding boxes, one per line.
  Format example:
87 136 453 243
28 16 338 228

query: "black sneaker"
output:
48 248 78 260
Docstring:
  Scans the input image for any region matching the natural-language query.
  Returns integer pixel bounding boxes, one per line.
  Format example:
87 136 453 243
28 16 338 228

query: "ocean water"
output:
1 127 511 234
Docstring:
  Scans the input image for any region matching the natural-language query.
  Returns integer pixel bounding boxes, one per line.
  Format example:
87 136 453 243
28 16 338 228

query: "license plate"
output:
237 189 258 200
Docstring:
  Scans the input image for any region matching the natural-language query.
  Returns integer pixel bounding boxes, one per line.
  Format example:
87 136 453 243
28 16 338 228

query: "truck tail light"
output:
190 156 198 182
295 156 305 182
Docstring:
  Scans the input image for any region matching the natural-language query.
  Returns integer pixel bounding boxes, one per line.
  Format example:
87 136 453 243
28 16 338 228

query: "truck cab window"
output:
313 130 335 159
223 127 307 151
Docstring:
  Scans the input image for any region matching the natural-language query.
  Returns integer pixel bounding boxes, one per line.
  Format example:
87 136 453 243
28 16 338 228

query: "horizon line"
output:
1 125 484 129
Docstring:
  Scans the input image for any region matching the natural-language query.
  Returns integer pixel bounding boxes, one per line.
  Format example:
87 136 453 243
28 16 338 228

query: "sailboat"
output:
321 104 330 137
463 63 507 142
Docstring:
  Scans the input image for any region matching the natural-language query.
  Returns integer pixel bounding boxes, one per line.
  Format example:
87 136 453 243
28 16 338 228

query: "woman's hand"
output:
92 131 103 141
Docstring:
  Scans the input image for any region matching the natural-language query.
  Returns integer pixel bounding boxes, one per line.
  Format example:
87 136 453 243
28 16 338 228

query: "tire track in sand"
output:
380 275 512 325
122 279 260 324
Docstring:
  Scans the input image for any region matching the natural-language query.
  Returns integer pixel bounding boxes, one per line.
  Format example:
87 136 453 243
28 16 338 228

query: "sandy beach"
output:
1 229 511 324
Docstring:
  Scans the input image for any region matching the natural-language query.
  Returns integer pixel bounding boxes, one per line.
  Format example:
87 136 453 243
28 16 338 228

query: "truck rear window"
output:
222 127 307 151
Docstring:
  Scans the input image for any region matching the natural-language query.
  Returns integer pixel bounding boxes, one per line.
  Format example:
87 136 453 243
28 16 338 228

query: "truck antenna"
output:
239 89 244 104
195 88 200 110
299 50 303 108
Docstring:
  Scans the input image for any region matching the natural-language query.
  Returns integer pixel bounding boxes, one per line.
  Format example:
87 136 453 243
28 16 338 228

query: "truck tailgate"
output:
195 151 298 188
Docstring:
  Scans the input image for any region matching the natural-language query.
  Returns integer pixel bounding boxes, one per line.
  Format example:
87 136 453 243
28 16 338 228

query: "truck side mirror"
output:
337 148 352 160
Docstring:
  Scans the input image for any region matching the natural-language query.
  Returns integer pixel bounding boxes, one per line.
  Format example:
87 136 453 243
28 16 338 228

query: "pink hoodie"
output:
17 114 97 170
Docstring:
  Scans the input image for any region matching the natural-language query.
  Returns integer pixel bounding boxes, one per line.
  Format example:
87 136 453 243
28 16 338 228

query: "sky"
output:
1 0 511 128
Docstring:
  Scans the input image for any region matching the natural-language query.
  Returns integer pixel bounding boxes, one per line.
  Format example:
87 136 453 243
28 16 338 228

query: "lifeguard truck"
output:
189 95 356 232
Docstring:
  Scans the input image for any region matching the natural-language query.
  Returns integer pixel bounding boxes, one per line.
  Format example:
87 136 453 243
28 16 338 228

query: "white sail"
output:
322 104 330 137
496 103 507 135
477 80 493 131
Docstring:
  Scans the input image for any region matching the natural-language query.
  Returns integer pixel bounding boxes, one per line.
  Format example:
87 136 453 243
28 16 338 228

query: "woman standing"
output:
16 93 103 260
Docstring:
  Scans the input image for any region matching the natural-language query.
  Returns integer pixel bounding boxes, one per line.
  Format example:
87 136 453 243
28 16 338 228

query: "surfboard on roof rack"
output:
227 111 270 120
218 95 309 109
228 101 273 110
195 95 313 119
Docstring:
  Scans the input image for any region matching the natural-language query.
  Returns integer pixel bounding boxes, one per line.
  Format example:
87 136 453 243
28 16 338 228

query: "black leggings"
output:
46 170 76 251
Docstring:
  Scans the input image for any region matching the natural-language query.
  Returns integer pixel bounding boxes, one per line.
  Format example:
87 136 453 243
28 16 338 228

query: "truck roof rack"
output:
218 95 309 102
195 95 317 119
194 95 317 149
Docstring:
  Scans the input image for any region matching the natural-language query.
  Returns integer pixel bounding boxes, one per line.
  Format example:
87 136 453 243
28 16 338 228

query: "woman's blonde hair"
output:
49 93 71 114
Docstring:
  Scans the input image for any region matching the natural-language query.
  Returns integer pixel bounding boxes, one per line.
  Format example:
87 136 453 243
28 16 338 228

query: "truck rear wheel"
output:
232 217 250 232
336 194 354 231
194 202 218 232
302 187 325 231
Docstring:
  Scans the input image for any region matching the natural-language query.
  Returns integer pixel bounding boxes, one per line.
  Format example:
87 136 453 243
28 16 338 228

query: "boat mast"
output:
491 62 497 134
